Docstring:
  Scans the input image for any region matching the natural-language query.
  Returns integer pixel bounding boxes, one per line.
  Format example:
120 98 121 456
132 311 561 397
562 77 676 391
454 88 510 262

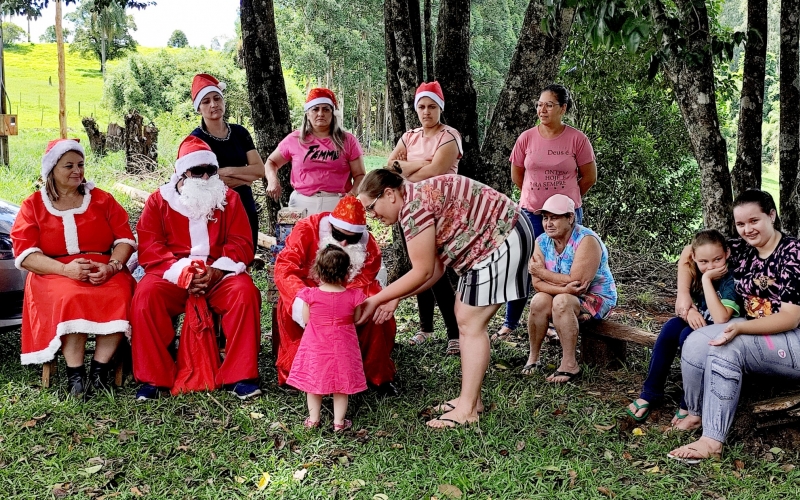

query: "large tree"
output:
240 0 293 234
730 0 768 197
67 0 138 76
779 0 800 237
478 0 574 192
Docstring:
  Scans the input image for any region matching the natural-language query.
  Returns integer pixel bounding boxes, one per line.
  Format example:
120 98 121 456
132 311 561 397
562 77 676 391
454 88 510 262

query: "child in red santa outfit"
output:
286 244 367 432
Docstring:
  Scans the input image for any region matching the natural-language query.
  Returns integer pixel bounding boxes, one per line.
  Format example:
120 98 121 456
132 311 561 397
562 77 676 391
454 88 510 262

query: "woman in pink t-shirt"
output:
494 84 597 342
387 81 462 356
265 88 366 215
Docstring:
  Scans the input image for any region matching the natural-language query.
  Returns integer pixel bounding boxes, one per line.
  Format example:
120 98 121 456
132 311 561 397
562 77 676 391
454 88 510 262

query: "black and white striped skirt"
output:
456 214 535 307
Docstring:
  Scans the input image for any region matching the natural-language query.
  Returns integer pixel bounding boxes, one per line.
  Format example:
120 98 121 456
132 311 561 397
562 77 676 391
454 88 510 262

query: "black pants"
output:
234 185 259 253
417 271 459 341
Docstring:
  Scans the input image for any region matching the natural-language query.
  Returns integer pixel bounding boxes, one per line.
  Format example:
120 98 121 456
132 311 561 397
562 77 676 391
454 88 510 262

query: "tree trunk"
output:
101 35 107 79
55 0 67 139
82 117 106 156
478 0 574 193
240 0 293 235
408 0 424 82
424 0 434 80
731 0 768 197
0 21 8 165
779 0 800 237
650 0 734 234
124 111 158 173
434 0 480 180
385 0 421 143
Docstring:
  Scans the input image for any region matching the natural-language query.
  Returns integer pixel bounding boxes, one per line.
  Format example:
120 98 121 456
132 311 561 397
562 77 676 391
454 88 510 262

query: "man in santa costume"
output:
130 135 262 401
274 195 398 394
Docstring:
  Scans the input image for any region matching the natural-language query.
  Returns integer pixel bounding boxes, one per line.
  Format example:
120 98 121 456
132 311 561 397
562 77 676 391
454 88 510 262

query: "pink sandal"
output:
303 417 320 429
333 419 352 432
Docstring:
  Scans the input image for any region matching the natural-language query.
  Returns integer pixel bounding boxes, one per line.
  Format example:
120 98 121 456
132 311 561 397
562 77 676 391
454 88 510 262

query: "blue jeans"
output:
681 319 800 443
639 317 693 409
502 206 584 329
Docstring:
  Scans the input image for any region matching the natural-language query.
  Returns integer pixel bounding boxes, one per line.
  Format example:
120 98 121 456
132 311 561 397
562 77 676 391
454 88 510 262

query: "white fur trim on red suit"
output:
39 185 93 255
174 150 219 177
292 297 307 328
113 238 138 250
210 256 246 275
41 140 85 179
414 91 444 110
193 85 225 111
304 97 335 111
20 319 130 365
163 257 193 285
159 182 212 259
14 246 42 270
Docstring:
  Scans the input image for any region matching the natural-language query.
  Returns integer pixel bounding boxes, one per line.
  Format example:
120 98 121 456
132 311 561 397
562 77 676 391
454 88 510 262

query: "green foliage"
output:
66 0 138 73
166 29 188 48
1 21 26 45
103 48 248 123
562 36 702 255
38 24 72 43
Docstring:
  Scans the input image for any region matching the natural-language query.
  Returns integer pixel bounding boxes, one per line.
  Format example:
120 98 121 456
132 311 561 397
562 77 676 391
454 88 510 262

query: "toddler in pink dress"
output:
287 245 367 431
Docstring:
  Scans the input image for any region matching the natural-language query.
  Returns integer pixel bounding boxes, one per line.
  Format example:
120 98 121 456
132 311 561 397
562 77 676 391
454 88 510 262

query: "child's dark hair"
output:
358 164 404 198
541 83 574 113
689 229 729 295
732 188 781 231
313 244 351 286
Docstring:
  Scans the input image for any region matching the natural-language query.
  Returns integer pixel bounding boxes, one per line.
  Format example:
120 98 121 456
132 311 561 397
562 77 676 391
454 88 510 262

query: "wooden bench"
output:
579 319 658 368
41 341 128 388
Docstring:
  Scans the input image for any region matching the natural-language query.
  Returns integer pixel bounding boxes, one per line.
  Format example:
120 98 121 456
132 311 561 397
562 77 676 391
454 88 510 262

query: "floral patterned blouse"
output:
728 235 800 319
400 174 520 274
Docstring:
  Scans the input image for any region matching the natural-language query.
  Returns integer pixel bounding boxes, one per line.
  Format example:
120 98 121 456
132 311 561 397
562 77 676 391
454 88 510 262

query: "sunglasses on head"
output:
186 165 218 178
331 226 363 245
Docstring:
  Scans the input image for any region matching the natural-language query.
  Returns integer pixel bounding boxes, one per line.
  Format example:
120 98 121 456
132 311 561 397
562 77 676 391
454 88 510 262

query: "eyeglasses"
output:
365 193 382 216
186 165 218 178
536 101 560 110
331 226 363 245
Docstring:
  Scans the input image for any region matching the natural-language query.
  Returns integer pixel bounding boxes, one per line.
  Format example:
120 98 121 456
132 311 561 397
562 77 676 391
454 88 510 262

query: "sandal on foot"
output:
491 327 513 343
303 417 320 429
333 419 352 432
625 400 651 422
547 369 581 384
445 339 460 356
432 402 484 415
521 362 541 376
427 417 474 429
674 409 689 420
409 331 432 346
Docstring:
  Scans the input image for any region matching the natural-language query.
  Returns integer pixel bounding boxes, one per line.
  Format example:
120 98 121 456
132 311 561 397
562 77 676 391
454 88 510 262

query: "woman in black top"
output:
189 73 265 251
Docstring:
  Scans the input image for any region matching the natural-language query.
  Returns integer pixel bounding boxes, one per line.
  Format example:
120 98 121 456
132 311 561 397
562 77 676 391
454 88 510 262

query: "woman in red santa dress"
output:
11 139 136 397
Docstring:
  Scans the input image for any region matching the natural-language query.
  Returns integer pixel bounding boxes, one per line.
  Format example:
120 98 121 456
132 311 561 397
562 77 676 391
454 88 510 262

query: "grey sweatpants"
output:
680 318 800 443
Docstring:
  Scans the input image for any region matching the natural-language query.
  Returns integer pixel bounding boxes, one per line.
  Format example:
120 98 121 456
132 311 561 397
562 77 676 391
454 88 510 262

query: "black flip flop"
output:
547 369 581 383
521 362 541 376
428 417 474 429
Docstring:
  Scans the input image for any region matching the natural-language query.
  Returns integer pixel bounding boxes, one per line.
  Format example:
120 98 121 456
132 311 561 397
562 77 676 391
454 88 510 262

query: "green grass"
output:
2 298 800 499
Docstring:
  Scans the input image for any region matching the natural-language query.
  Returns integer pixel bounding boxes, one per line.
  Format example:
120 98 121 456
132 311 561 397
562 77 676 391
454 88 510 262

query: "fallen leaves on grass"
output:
51 484 72 498
350 479 366 491
130 486 144 496
515 440 525 451
597 486 616 497
257 472 271 490
293 468 307 481
593 424 615 433
373 495 389 500
734 459 745 470
438 484 463 499
782 464 796 472
568 470 577 488
632 428 644 436
250 412 265 420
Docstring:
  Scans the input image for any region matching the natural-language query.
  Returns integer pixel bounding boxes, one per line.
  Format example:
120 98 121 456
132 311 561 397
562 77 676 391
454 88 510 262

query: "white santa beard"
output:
179 176 227 220
319 235 367 281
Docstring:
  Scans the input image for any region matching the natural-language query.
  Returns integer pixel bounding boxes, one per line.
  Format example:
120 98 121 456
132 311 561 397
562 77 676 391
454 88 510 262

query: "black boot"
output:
87 358 112 395
66 364 86 396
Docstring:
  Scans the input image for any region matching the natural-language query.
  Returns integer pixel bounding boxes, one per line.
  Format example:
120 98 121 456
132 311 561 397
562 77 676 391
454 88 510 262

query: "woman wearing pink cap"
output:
386 81 462 355
11 139 137 397
265 88 366 215
190 73 265 251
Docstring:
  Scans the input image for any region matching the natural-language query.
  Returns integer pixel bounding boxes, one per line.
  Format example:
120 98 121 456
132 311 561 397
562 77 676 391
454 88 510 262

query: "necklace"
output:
202 122 231 141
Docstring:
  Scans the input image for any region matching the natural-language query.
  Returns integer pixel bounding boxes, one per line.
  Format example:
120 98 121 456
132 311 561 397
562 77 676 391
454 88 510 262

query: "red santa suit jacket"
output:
273 212 396 386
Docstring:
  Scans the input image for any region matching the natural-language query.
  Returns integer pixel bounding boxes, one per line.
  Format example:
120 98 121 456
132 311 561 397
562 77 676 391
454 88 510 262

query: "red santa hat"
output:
191 73 227 111
304 87 338 111
328 195 367 233
175 135 219 177
414 81 445 110
41 138 85 179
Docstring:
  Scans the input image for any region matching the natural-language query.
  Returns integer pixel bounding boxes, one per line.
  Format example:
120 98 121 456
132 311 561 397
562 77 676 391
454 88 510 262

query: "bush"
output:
561 38 702 256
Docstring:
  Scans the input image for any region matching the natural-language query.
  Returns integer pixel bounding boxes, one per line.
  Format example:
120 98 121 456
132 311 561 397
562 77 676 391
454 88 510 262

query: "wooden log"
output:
581 331 626 369
81 117 106 156
124 111 158 173
752 393 800 414
106 122 125 152
581 320 658 347
41 359 56 388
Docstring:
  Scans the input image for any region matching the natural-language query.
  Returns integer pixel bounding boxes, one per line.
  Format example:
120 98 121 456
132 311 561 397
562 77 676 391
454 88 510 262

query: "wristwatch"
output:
108 259 123 273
